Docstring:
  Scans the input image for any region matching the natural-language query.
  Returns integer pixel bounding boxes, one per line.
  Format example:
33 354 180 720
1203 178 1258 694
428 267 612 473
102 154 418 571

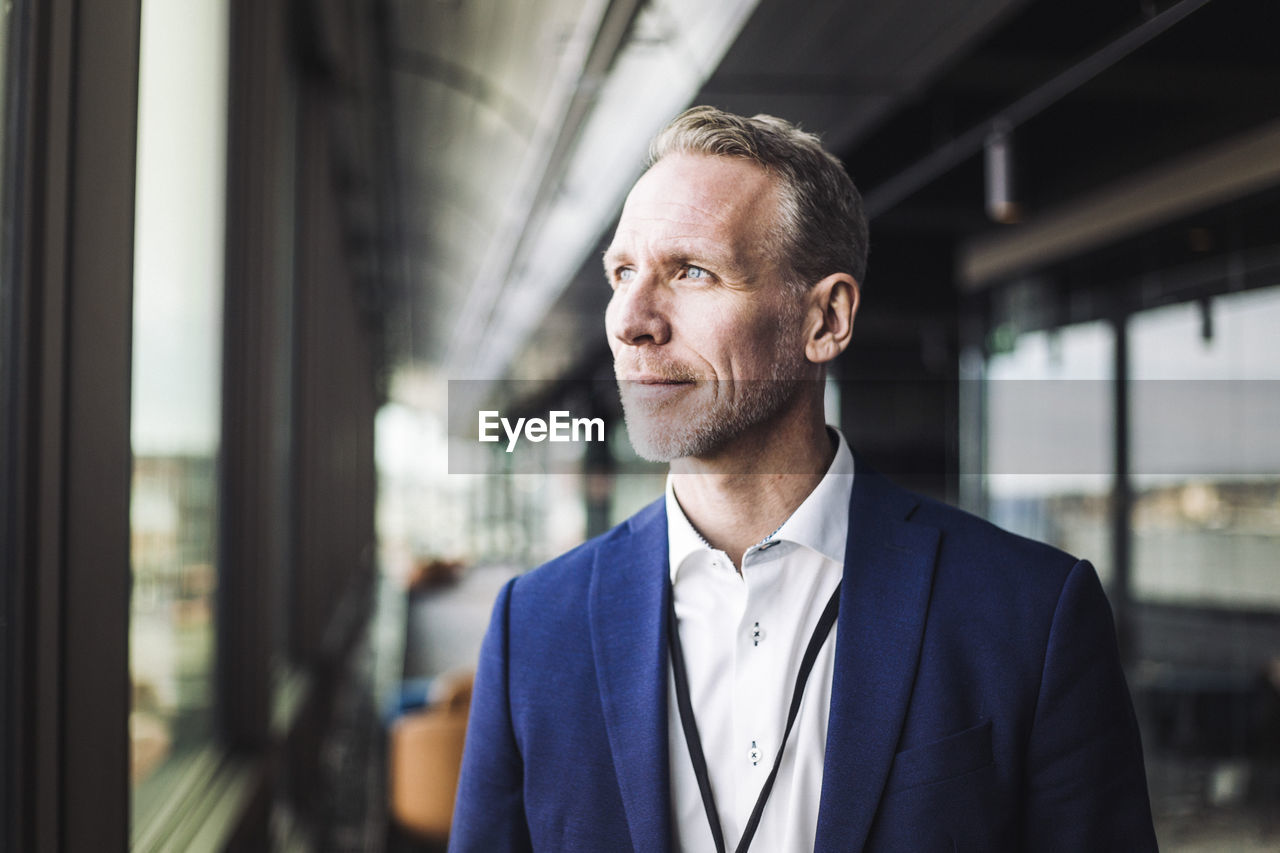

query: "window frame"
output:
4 0 398 847
8 0 142 849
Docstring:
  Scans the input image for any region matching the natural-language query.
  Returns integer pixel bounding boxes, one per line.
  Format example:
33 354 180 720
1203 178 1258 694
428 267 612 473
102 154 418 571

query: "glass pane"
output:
984 321 1115 584
1129 286 1280 608
128 0 229 825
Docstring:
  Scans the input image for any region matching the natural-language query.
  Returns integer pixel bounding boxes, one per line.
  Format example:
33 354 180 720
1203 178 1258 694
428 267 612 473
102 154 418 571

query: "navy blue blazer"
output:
450 464 1158 851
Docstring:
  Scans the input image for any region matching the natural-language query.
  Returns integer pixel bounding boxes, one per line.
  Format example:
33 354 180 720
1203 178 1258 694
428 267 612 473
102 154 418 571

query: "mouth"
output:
619 373 698 403
627 374 695 385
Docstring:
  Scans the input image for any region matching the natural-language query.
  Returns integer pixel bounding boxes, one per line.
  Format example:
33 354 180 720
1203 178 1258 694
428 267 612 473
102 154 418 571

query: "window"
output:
985 321 1116 583
1128 286 1280 608
128 0 229 827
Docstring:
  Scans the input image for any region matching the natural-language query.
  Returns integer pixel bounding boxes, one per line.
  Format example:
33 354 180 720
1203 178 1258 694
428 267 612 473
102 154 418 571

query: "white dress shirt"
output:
666 432 854 852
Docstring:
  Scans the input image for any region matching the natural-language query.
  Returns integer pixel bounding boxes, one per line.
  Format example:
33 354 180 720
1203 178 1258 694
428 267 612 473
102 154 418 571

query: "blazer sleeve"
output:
1022 560 1159 851
449 578 533 853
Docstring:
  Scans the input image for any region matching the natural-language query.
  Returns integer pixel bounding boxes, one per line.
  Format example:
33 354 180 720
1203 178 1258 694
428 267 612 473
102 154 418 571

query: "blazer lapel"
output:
815 464 941 852
589 500 673 853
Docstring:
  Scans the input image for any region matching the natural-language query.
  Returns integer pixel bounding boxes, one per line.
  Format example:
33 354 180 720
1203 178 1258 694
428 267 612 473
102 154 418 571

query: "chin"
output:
621 380 796 465
620 406 713 462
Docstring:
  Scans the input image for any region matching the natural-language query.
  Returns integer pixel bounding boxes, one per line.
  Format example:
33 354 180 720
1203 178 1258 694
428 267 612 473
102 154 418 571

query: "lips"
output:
626 374 694 385
617 358 700 384
618 370 699 408
616 355 701 411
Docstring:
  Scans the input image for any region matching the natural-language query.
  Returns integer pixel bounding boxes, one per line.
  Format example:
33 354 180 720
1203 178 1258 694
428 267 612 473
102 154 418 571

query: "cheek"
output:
724 309 797 370
734 308 787 346
702 321 766 370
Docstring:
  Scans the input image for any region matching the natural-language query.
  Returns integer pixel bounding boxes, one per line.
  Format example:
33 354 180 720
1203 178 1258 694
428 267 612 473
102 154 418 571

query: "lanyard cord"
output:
667 581 842 853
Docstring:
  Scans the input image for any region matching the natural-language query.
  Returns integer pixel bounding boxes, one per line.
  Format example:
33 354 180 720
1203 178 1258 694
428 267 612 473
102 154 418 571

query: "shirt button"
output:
751 622 764 646
748 741 762 766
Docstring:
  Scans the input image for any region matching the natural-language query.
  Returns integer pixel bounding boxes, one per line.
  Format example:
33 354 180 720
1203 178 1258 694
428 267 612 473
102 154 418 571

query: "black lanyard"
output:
667 581 841 853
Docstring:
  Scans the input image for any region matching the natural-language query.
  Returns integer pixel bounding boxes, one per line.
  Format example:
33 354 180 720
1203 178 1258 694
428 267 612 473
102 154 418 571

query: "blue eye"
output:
614 267 636 285
685 265 710 280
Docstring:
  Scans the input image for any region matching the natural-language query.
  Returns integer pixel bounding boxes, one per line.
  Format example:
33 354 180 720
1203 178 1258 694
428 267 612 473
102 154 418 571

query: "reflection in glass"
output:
985 321 1115 584
1129 287 1280 608
1128 286 1280 844
128 0 228 824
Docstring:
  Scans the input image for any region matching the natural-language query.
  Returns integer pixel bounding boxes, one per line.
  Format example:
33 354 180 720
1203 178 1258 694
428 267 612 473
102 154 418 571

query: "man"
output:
450 107 1157 852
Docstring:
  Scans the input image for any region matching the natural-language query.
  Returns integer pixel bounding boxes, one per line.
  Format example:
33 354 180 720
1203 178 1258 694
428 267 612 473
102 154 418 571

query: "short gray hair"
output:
647 105 868 287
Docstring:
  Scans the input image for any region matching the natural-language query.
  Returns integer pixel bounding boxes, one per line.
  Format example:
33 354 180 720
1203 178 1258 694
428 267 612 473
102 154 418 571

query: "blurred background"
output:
2 0 1278 850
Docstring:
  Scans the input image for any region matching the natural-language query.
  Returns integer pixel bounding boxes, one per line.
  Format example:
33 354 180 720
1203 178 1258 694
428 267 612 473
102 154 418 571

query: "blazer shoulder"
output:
509 496 664 599
853 460 1077 581
907 491 1084 596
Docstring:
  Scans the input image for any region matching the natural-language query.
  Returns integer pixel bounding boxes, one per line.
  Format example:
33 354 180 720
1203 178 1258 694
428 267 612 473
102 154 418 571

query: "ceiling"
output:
379 0 1280 403
387 0 1030 383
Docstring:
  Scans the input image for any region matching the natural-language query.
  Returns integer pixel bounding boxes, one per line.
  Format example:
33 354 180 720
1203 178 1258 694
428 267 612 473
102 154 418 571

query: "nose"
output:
607 272 670 349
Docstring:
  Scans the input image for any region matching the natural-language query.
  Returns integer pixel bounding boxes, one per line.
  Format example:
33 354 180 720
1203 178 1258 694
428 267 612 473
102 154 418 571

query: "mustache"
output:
616 354 700 383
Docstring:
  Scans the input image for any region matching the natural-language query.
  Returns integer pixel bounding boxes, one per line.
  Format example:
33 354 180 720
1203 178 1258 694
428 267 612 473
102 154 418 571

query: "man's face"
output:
603 153 811 462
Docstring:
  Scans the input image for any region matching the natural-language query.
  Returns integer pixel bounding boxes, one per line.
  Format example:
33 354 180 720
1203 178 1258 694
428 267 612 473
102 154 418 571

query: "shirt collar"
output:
665 429 855 581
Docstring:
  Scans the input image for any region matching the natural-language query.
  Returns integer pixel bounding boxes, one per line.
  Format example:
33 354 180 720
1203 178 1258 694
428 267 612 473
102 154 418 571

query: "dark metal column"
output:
1111 313 1134 664
11 0 142 848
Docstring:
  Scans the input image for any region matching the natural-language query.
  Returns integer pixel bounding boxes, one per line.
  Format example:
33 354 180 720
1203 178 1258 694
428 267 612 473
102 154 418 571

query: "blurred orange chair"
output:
388 671 474 841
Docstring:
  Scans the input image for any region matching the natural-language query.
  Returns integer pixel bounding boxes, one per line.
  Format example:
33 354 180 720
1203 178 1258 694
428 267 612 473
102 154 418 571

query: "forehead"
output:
606 153 779 265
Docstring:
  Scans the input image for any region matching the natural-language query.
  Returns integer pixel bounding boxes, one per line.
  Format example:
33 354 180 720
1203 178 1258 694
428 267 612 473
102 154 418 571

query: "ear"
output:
803 273 859 364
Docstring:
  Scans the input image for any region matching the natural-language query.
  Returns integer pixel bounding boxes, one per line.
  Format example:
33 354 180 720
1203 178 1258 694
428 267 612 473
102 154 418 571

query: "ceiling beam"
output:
861 0 1217 218
959 118 1280 289
941 55 1280 107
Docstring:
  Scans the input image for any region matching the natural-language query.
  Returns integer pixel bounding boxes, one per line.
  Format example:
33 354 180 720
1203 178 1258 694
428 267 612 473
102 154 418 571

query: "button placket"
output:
725 555 754 818
741 565 772 806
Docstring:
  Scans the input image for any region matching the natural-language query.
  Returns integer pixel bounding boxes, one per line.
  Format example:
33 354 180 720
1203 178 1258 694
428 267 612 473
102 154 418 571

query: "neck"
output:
670 399 834 570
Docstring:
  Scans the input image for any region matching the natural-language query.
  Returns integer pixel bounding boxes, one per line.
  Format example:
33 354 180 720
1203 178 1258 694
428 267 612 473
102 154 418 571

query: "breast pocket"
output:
884 719 994 794
868 721 998 852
